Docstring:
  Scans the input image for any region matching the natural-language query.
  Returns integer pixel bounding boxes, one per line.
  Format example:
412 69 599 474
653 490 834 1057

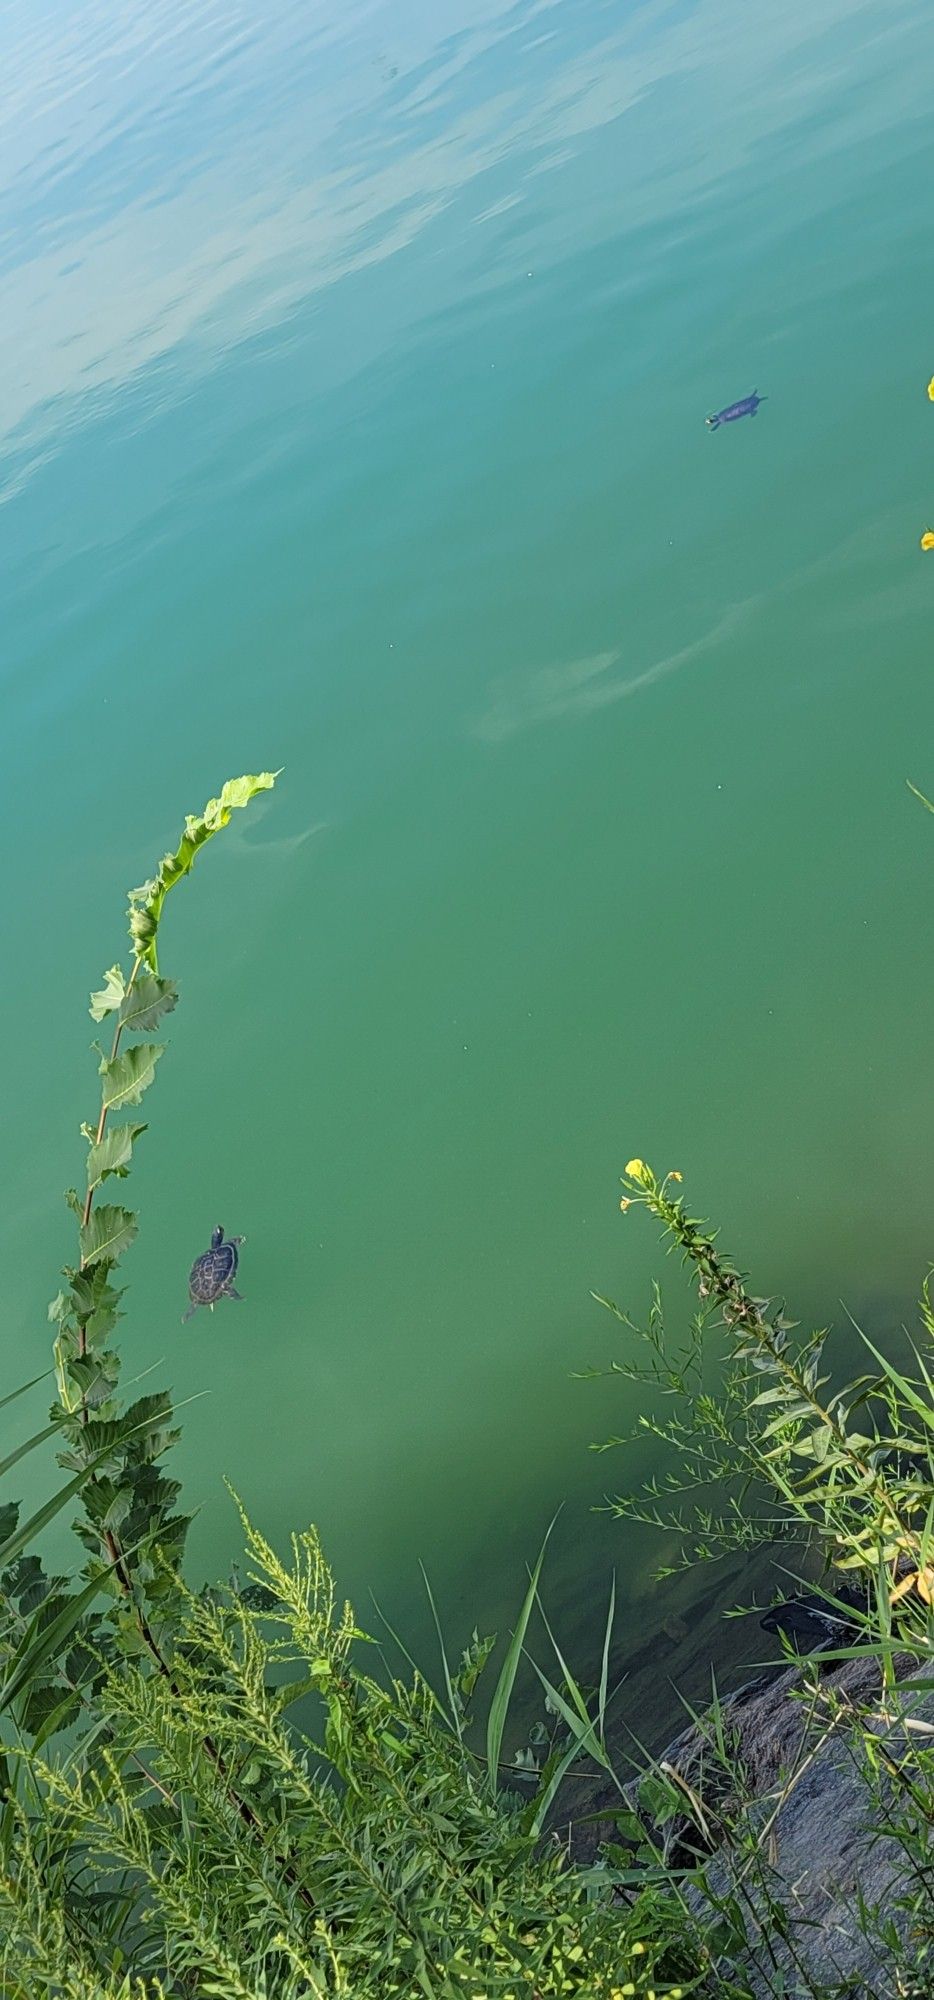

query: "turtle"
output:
183 1225 245 1322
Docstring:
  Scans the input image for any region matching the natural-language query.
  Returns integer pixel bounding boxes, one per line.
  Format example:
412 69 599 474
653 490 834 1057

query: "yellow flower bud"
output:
669 1170 683 1182
928 376 934 400
620 1197 631 1212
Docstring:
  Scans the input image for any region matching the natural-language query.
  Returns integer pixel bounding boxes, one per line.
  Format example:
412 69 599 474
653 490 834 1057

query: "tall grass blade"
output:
485 1515 556 1793
419 1561 462 1745
598 1572 616 1747
0 1419 63 1481
0 1568 115 1714
0 1466 105 1570
0 1371 51 1414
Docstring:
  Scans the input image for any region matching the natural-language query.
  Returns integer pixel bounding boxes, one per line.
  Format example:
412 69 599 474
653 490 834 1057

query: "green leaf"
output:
486 1518 555 1792
0 1465 110 1572
0 1371 51 1413
598 1571 615 1746
419 1561 461 1741
128 771 280 971
69 1265 124 1322
0 1420 62 1481
118 975 178 1035
0 1568 113 1716
66 1357 112 1408
86 1123 147 1190
525 1655 615 1776
528 1729 597 1842
99 1043 164 1112
79 1204 138 1267
89 965 126 1021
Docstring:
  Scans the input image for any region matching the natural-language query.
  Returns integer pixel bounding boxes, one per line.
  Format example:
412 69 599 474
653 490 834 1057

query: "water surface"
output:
2 0 934 1727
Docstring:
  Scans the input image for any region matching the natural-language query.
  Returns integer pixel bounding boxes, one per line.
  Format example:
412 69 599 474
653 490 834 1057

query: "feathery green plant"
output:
593 1156 934 1988
0 780 703 2000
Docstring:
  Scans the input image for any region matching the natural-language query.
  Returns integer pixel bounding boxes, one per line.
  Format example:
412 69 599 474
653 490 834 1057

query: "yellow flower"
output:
625 1158 647 1181
620 1197 631 1212
928 376 934 400
922 531 934 551
669 1170 683 1182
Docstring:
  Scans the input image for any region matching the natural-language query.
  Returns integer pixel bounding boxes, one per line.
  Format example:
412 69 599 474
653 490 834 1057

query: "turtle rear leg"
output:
182 1302 199 1323
222 1283 244 1301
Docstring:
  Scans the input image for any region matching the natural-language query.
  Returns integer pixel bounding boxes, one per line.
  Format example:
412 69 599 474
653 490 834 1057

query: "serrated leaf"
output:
48 1292 67 1323
83 1307 121 1353
128 771 280 970
63 1188 81 1216
119 975 178 1035
86 1122 147 1190
69 1266 123 1321
89 965 125 1021
79 1204 138 1268
99 1044 164 1112
66 1356 110 1399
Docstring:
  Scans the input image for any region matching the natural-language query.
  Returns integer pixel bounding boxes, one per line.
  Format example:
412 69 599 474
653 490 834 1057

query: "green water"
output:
4 0 934 1717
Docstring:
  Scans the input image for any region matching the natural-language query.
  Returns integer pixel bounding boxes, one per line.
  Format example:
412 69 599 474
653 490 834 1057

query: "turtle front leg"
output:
222 1283 244 1301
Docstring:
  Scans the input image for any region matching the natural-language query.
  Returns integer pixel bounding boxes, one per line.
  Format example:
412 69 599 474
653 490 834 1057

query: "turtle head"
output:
211 1225 225 1249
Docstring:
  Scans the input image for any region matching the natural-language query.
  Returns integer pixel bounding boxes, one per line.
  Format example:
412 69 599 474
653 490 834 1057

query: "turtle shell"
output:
188 1238 238 1305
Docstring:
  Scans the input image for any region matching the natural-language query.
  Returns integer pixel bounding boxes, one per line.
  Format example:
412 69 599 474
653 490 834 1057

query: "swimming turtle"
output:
183 1225 245 1322
705 390 766 430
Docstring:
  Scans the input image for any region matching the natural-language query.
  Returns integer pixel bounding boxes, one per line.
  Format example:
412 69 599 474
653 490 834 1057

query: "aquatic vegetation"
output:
598 1147 934 1986
0 778 700 2000
3 772 934 1997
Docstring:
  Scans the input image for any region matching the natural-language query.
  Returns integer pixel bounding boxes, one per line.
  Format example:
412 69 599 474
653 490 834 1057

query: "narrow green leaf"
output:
486 1517 555 1793
0 1465 106 1572
418 1561 461 1743
29 1688 83 1753
525 1654 615 1776
79 1204 138 1268
598 1572 615 1747
0 1420 62 1481
99 1043 164 1112
118 976 177 1035
89 965 126 1021
0 1371 51 1412
0 1569 113 1715
528 1729 596 1841
860 1335 934 1435
86 1123 147 1190
534 1593 594 1736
